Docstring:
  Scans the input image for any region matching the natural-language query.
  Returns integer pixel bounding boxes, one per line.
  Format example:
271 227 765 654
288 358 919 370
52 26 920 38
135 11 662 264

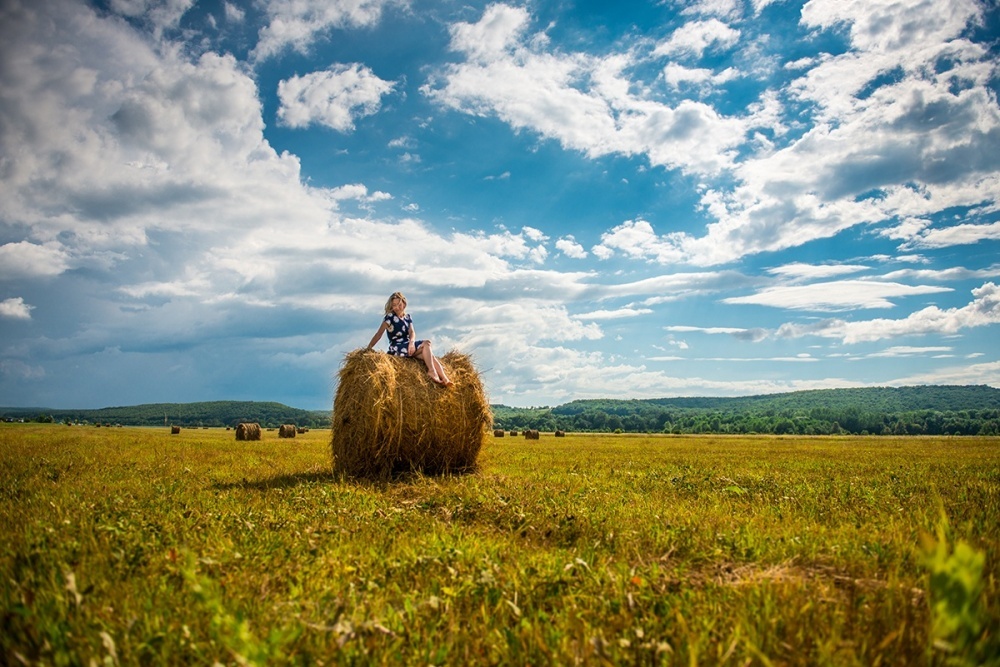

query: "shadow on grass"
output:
212 467 478 492
211 470 340 491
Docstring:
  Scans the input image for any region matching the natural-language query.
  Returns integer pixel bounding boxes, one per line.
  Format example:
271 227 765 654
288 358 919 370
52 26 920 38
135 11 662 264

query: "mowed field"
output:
2 425 998 666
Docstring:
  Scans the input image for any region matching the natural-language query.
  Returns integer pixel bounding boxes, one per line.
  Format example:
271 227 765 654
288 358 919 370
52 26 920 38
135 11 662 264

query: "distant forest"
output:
0 401 329 429
3 385 1000 435
492 385 1000 436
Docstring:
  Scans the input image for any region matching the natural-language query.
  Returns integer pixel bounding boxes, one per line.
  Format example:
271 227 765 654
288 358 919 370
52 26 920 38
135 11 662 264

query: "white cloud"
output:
663 63 739 90
664 325 769 342
0 298 34 320
766 262 870 281
723 280 951 311
880 265 1000 282
889 360 1000 388
522 226 548 242
556 236 587 259
329 183 392 203
572 307 653 320
776 282 1000 343
864 345 953 358
224 2 245 22
677 0 743 20
653 19 741 59
425 5 747 177
277 64 395 132
252 0 402 61
448 3 530 62
0 242 72 280
108 0 195 38
901 220 1000 250
606 0 1000 267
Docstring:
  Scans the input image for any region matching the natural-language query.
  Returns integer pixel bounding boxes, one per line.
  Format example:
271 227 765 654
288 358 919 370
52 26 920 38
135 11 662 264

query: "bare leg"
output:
415 341 454 386
431 355 453 386
416 342 444 384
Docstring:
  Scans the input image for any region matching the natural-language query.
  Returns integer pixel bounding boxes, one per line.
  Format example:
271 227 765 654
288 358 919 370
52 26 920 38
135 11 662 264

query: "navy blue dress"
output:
383 312 425 357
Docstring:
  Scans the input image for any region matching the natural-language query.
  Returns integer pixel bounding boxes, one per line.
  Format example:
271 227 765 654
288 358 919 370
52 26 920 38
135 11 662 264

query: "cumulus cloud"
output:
578 0 1000 266
723 280 952 311
252 0 402 61
556 236 587 259
653 18 741 59
107 0 195 39
663 63 740 90
572 307 653 320
766 262 870 281
776 282 1000 343
901 220 1000 250
0 243 72 280
0 297 34 320
277 63 395 132
424 4 747 177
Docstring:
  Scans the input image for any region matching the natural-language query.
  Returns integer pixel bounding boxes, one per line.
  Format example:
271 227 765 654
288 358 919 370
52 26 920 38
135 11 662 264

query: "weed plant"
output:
1 425 998 665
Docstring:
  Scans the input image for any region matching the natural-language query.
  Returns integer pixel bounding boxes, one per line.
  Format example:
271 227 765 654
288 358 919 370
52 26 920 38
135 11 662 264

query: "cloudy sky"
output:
1 0 999 410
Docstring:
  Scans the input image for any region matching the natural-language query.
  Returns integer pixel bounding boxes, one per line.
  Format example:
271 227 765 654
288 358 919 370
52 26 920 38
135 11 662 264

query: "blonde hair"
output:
384 291 407 315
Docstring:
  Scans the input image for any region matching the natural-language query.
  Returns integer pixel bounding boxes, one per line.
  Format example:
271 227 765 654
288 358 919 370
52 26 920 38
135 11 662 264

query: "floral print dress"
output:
384 312 425 357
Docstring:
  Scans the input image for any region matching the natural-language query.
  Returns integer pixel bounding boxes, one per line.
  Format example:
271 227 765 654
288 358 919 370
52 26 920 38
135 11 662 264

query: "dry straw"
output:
331 348 491 478
236 422 262 441
279 424 297 438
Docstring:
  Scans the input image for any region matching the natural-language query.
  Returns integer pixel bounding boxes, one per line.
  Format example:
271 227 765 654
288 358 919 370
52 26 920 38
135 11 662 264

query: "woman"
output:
367 292 454 387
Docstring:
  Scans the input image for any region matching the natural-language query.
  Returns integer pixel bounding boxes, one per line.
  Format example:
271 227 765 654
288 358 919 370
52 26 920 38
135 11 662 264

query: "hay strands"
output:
331 348 491 478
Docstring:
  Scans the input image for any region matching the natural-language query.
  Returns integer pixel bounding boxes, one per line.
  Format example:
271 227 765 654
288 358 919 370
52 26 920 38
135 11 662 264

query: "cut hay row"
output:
278 424 297 438
331 349 491 478
235 422 262 441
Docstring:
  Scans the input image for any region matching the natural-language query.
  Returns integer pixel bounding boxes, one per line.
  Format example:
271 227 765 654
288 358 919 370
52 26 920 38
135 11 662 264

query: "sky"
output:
1 0 999 411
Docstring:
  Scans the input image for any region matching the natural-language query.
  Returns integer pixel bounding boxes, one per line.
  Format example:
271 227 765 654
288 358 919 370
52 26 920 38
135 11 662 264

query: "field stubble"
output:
1 425 997 665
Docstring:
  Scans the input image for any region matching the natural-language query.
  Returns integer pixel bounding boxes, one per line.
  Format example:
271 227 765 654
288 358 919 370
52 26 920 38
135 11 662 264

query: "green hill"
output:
0 401 330 428
492 385 1000 436
4 385 1000 435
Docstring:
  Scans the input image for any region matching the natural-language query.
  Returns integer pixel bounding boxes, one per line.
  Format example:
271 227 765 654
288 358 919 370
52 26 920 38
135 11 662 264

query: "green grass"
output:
2 425 998 665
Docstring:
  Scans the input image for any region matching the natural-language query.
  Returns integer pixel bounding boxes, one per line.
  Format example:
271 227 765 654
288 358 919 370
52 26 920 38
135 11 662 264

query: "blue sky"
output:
1 0 999 410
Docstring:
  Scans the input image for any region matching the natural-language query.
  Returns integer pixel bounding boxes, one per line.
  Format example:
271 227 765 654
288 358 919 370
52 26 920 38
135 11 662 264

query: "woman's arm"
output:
367 321 388 349
407 322 416 356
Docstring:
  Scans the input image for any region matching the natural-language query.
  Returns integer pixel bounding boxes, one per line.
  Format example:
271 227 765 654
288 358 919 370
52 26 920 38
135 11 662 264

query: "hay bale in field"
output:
331 348 491 478
235 422 262 441
297 427 308 434
170 426 181 434
555 430 566 437
509 430 518 437
493 429 505 437
524 429 540 440
279 424 297 438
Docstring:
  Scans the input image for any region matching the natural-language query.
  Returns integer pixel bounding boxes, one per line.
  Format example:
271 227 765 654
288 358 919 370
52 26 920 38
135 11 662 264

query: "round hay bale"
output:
236 422 262 441
524 429 540 440
331 348 491 478
509 430 518 437
554 430 566 437
493 429 505 437
279 424 297 438
170 425 181 434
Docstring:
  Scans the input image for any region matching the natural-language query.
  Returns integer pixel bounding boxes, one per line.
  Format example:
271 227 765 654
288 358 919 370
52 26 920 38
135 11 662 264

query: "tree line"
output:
492 385 1000 436
0 401 330 429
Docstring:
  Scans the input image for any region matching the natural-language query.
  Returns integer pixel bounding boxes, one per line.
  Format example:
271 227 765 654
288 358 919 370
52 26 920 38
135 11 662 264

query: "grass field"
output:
2 424 998 665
